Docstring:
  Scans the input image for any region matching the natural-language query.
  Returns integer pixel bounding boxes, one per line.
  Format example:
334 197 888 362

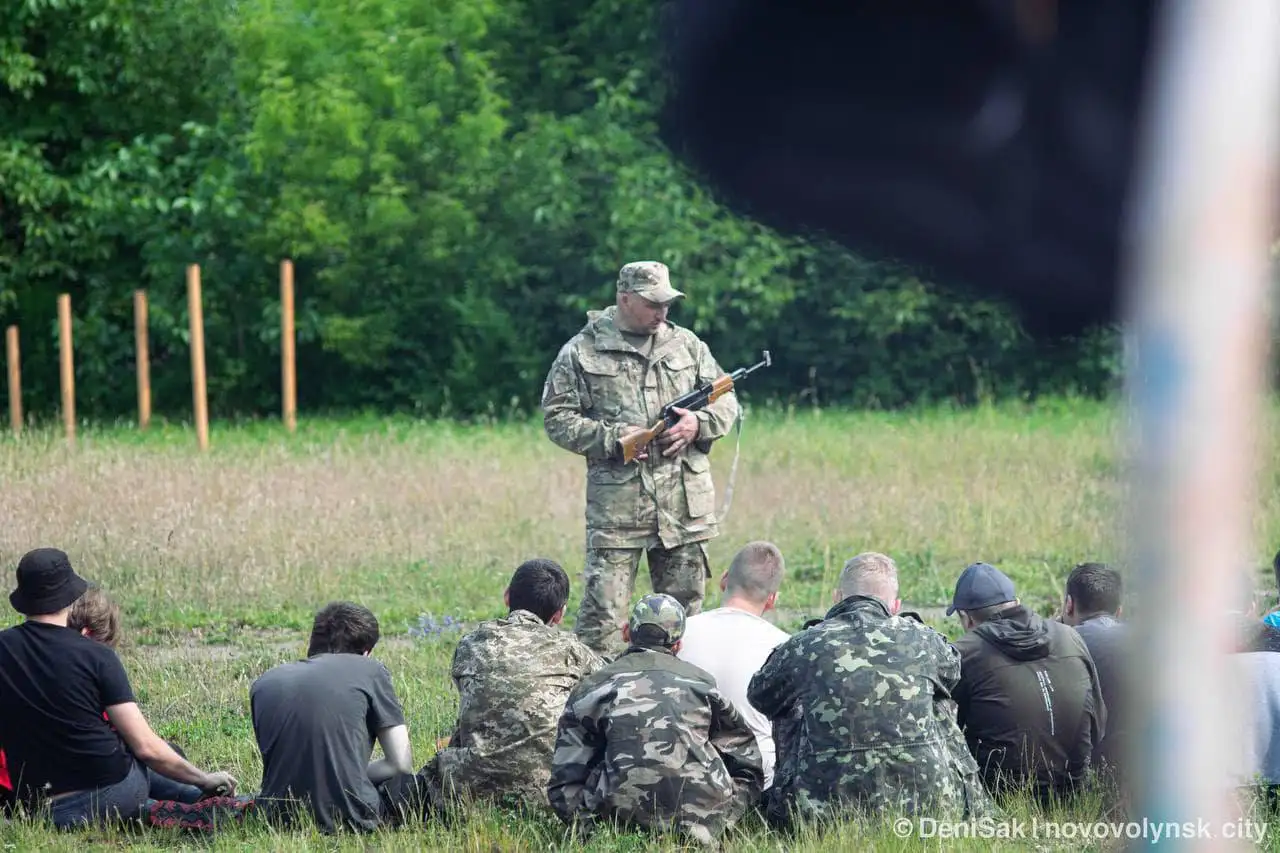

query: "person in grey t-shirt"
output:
251 602 422 833
1061 562 1125 780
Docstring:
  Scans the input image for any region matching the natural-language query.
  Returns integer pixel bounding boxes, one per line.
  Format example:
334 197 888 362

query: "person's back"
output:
548 594 763 846
1061 562 1127 777
435 559 605 808
433 559 604 808
677 541 790 788
679 610 787 783
747 553 989 829
0 620 135 802
251 602 411 833
951 563 1103 801
0 549 237 828
1071 615 1125 768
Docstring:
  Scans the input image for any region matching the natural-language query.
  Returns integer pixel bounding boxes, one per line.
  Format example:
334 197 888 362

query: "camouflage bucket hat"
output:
617 261 685 303
628 593 687 644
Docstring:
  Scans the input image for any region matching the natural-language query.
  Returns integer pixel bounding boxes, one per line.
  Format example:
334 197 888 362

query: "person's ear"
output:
503 587 511 610
550 606 566 626
832 587 840 604
890 597 902 615
671 639 683 655
763 591 778 613
80 627 91 638
1115 604 1123 620
1064 595 1076 617
719 572 728 593
621 623 631 644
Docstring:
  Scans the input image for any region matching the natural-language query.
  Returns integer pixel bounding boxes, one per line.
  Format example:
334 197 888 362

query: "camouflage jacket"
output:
434 609 606 807
540 306 740 549
747 595 993 828
547 645 764 845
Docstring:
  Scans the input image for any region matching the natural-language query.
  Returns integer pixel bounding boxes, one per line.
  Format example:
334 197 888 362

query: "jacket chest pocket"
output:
578 352 629 420
656 350 698 399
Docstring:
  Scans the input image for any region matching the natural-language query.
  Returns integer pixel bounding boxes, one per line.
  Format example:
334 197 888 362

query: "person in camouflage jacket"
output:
540 261 740 657
547 594 763 847
426 559 605 811
747 552 994 831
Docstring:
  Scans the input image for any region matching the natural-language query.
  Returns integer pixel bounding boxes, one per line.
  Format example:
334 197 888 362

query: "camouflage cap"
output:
628 592 687 644
617 261 685 303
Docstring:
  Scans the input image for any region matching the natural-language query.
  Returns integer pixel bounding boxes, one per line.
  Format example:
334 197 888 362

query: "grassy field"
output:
1 399 1278 850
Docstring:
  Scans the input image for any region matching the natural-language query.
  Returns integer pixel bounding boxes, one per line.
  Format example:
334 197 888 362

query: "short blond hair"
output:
68 585 121 649
725 541 785 603
837 552 899 604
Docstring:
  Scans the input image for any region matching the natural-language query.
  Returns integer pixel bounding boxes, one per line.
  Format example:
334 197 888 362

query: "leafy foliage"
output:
0 0 1122 424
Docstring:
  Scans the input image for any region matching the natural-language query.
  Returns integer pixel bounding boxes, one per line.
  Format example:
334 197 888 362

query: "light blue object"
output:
1263 612 1280 631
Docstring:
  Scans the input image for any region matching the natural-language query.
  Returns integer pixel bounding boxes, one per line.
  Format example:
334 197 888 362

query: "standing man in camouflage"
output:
547 593 764 847
427 558 605 811
747 552 992 831
541 261 740 657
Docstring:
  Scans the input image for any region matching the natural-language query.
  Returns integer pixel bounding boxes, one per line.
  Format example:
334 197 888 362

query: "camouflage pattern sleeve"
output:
745 641 794 722
929 630 963 693
708 687 765 822
547 693 602 825
575 643 609 678
691 338 740 442
541 344 621 461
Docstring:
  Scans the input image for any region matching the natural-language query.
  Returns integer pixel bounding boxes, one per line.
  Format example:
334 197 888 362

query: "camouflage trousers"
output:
574 543 710 657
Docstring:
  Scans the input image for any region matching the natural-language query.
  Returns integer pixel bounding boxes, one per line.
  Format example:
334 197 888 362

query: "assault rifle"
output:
619 350 771 464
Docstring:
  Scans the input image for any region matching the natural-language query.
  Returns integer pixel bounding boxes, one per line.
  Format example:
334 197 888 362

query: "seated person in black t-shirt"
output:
250 601 423 833
0 548 237 829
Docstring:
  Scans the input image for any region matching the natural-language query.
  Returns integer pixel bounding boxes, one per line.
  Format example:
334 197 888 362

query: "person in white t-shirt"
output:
677 541 790 788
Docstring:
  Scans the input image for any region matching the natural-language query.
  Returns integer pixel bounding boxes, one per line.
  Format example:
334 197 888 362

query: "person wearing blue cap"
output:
948 561 1106 804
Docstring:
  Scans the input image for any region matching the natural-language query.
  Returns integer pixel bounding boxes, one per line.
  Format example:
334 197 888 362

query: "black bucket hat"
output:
10 548 89 616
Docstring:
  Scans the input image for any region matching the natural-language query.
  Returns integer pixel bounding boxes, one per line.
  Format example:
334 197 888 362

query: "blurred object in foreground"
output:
659 0 1158 336
1120 0 1280 847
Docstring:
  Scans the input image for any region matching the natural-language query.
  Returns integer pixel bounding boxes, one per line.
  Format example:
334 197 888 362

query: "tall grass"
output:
0 400 1278 849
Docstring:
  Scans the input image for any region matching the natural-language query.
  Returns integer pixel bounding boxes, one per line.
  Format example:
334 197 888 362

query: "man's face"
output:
618 292 671 333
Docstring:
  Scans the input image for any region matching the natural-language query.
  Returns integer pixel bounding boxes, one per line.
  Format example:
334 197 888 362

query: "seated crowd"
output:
1 541 1276 843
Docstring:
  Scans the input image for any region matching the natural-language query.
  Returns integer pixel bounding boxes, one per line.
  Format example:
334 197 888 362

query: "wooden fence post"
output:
281 259 297 433
134 290 151 430
187 265 209 451
57 294 74 447
5 326 20 435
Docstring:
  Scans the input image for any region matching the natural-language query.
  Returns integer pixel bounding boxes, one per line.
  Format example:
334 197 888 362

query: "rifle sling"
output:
716 406 746 523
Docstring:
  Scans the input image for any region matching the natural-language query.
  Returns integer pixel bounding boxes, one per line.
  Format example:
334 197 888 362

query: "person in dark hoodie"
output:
948 561 1105 804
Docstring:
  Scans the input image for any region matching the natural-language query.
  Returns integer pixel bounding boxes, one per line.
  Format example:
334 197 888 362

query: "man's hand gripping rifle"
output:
619 350 771 464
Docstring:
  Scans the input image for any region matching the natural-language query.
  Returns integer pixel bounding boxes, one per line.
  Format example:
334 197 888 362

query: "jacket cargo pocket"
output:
586 463 642 528
681 452 716 519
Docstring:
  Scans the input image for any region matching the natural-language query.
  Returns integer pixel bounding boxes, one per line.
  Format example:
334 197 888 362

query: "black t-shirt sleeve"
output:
96 647 136 708
365 662 405 732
